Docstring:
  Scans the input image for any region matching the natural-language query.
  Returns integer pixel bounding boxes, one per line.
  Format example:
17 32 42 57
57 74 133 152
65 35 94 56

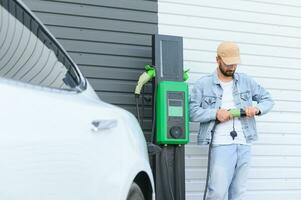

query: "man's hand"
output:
216 109 232 122
245 106 260 117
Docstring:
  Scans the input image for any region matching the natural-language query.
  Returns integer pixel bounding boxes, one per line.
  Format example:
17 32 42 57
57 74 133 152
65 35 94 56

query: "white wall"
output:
158 0 301 199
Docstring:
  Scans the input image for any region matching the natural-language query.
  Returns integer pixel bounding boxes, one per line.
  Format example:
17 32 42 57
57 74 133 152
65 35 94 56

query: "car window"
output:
0 0 84 91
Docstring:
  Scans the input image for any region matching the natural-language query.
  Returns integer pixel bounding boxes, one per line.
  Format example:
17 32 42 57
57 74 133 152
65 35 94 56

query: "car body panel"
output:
0 78 154 200
0 0 154 199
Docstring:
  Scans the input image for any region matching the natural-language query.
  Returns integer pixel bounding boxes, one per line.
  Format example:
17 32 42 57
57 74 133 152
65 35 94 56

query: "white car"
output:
0 0 155 199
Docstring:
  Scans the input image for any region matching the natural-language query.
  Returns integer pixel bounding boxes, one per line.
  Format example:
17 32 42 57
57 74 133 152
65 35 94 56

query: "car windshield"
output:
0 0 84 91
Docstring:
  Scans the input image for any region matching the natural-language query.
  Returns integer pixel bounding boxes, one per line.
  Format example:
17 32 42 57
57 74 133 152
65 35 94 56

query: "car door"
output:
0 83 125 200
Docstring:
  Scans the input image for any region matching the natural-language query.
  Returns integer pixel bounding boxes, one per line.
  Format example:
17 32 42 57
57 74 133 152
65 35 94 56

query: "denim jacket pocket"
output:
201 96 217 108
240 91 252 106
240 91 251 101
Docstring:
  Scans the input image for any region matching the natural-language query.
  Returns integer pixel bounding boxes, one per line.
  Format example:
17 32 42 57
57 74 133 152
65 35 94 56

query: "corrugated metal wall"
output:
24 0 158 132
158 0 301 199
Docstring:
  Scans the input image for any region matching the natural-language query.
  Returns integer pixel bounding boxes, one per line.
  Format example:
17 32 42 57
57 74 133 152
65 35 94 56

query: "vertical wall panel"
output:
158 0 301 199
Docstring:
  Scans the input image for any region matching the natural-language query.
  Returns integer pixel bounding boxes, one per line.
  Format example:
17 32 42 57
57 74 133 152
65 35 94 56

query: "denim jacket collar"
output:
212 69 239 85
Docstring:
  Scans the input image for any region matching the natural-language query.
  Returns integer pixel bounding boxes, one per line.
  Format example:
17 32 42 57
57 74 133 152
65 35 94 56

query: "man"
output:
189 41 274 200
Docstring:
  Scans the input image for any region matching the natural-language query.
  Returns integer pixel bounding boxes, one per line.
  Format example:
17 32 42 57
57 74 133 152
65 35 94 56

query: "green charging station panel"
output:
156 81 189 144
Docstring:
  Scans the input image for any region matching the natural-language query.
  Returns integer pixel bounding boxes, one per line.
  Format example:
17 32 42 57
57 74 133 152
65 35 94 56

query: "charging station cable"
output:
134 65 155 127
203 108 249 200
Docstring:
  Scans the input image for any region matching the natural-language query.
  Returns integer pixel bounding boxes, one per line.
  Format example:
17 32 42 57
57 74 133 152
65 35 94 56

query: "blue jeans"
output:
205 144 251 200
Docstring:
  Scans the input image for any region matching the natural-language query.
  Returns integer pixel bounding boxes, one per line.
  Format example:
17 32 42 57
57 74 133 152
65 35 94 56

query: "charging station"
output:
134 34 189 200
156 81 189 144
152 34 188 200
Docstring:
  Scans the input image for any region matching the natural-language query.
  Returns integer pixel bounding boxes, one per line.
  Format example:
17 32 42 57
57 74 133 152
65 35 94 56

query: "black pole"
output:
154 145 185 200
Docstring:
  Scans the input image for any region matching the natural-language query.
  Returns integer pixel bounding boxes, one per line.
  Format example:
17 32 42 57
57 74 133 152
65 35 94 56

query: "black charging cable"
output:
203 118 238 199
203 119 237 200
150 79 157 144
203 120 219 200
134 85 148 134
141 87 145 128
135 94 141 125
230 118 237 140
203 109 256 199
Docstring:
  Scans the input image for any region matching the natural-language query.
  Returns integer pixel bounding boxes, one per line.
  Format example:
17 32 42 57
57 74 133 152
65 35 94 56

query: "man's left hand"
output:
245 106 260 117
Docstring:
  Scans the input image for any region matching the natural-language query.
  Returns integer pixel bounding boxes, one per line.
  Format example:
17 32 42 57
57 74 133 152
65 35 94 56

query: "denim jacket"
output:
189 70 274 145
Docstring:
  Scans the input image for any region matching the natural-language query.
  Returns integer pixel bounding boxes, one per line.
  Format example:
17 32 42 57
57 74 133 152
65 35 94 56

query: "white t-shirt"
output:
213 80 247 145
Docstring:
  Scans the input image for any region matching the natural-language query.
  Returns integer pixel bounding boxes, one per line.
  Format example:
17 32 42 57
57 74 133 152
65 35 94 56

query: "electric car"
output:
0 0 154 199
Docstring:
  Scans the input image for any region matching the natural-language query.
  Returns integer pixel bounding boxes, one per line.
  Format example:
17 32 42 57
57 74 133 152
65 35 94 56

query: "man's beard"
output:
219 64 235 77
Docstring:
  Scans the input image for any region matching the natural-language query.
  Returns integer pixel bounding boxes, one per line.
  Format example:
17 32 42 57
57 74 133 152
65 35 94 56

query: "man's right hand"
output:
216 109 232 122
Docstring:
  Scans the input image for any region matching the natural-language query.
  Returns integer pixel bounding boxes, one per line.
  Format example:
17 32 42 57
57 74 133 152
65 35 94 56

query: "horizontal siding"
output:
158 0 301 199
25 0 158 131
32 0 158 12
47 26 153 46
25 0 157 23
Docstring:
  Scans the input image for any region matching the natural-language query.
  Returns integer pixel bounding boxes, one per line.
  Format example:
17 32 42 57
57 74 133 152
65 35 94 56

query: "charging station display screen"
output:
168 100 183 117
